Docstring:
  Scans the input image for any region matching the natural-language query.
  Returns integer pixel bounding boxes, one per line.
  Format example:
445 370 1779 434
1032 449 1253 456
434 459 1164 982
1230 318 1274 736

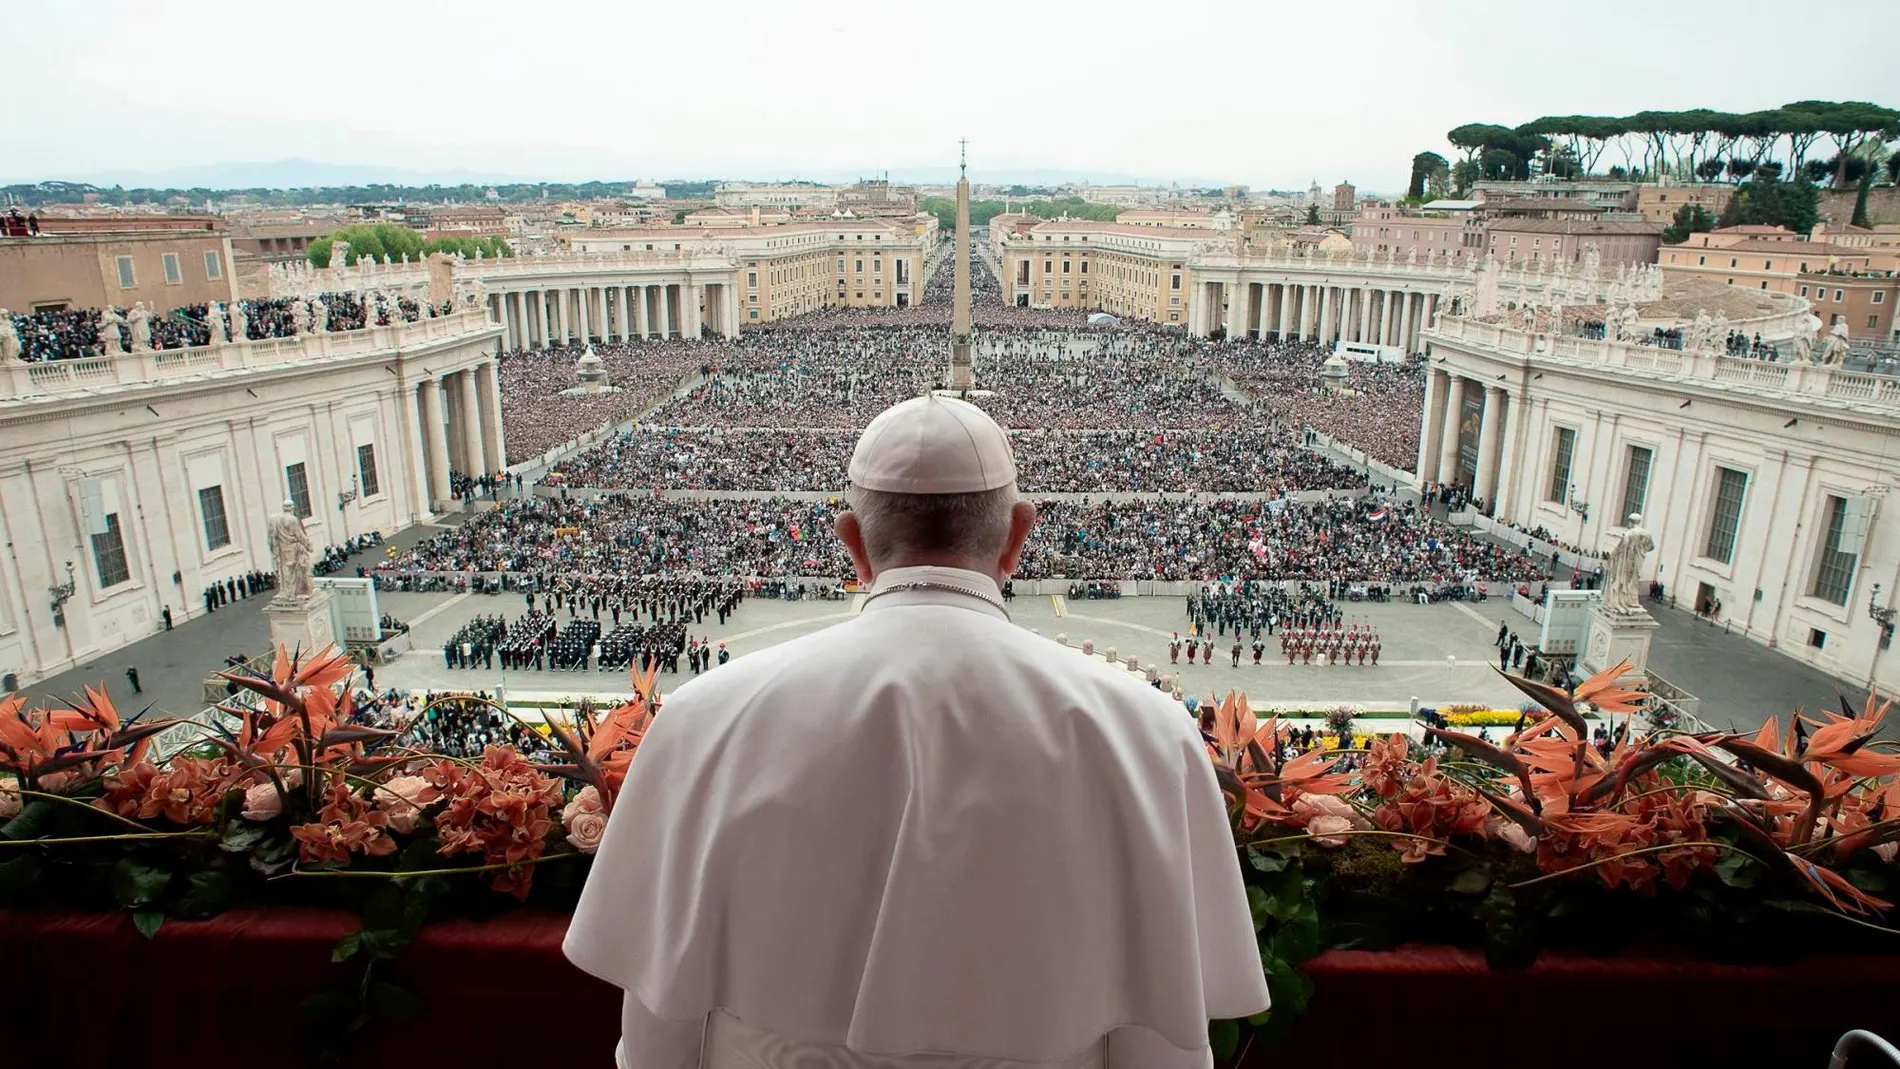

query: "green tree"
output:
1660 203 1715 244
1450 159 1480 196
1718 178 1820 236
1407 151 1448 200
1851 170 1874 228
1304 204 1321 226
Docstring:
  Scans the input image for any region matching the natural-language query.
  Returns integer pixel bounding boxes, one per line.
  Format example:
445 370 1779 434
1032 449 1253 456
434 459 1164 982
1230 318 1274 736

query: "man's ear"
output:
996 500 1037 580
836 511 876 584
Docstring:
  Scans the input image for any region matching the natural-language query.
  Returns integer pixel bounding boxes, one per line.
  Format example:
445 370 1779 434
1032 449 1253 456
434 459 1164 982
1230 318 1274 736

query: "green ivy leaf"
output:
132 908 165 939
331 932 363 963
1208 1018 1240 1060
1448 867 1491 895
1714 853 1761 889
174 871 235 920
367 981 425 1022
1 799 58 841
219 823 268 854
0 854 44 906
1271 905 1322 963
1248 848 1290 874
1263 955 1313 1018
112 857 173 909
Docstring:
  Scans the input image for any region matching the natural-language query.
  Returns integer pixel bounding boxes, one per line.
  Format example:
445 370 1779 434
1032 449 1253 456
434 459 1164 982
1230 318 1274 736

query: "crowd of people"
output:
380 491 1543 585
4 291 421 363
1210 339 1425 470
547 426 1363 495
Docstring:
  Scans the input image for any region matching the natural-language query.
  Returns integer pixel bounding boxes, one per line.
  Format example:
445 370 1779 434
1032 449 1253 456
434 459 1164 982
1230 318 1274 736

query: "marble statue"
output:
1602 514 1655 615
1473 256 1502 318
204 300 225 344
331 240 350 270
1817 321 1851 366
229 299 248 342
128 302 152 351
1573 243 1603 282
1407 247 1419 266
0 310 19 362
1521 301 1538 331
267 500 316 601
1688 310 1715 353
292 298 311 334
1710 312 1730 351
1792 312 1822 364
309 297 328 333
98 306 125 355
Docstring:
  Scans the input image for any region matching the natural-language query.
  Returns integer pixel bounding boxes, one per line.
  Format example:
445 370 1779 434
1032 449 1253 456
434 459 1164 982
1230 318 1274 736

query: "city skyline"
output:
6 0 1896 192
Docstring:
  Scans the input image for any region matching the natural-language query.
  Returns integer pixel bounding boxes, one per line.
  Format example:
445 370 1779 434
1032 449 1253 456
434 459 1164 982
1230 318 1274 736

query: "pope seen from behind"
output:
565 392 1270 1068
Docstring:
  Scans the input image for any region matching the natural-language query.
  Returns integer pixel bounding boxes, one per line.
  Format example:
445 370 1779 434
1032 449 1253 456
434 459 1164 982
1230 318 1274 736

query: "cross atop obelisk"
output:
950 138 974 391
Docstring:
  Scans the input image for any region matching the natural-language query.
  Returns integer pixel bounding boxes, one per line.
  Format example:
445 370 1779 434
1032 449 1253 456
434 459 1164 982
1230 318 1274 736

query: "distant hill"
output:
32 159 546 190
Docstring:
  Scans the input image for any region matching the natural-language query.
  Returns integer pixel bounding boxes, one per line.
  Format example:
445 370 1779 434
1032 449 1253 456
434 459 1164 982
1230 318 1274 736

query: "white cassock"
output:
565 565 1269 1068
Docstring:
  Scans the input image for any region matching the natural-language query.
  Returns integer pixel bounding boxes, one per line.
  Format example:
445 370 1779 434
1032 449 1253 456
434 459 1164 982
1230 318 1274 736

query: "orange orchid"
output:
543 660 661 812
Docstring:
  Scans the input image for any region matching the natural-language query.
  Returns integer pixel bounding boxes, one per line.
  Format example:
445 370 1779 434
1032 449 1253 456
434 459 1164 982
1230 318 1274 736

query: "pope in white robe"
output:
565 394 1269 1068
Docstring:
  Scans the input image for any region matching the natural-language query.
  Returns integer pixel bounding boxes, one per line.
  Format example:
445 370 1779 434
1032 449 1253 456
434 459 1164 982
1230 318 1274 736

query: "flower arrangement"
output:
6 646 1900 1064
1442 709 1530 727
1197 661 1900 1057
0 644 661 1058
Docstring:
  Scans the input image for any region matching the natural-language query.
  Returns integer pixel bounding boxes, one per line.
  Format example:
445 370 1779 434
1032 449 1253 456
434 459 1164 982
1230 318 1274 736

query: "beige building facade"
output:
0 228 238 313
0 309 503 686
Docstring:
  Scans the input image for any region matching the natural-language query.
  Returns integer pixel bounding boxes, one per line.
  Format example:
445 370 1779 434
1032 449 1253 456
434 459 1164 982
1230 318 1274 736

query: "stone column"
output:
1278 283 1293 340
1298 285 1315 341
578 287 592 343
661 284 676 338
418 377 451 507
1356 288 1372 343
1228 281 1248 338
618 286 632 342
536 291 551 350
1417 367 1443 486
1398 293 1413 353
724 283 741 337
685 283 703 339
1436 373 1465 486
477 361 505 474
1318 287 1335 346
636 285 651 339
1493 389 1520 517
458 368 487 479
1474 386 1503 509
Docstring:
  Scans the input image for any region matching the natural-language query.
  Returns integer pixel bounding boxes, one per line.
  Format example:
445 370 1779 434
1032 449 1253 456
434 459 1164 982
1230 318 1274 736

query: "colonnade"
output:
1201 280 1436 353
412 360 506 507
1417 366 1516 512
487 282 741 351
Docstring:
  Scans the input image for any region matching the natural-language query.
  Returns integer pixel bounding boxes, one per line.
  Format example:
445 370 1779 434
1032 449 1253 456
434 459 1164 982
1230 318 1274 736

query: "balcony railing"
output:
1 310 496 399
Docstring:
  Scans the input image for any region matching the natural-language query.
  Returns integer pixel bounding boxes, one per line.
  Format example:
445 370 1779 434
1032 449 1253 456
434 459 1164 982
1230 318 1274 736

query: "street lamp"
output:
1871 583 1896 647
48 561 75 628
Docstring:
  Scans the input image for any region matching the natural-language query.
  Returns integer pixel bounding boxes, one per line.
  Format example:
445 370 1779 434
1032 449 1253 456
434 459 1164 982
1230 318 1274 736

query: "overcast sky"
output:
5 0 1895 192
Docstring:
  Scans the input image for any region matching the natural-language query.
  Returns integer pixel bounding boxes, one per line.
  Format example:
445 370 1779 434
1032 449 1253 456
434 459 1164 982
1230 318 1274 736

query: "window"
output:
1171 274 1181 290
1874 292 1886 304
1872 316 1882 329
198 485 231 550
1835 290 1845 302
1698 256 1705 266
1808 629 1828 649
854 259 863 272
1704 467 1748 564
357 444 380 498
1620 446 1652 523
747 272 757 287
1729 258 1737 268
1062 260 1070 274
285 462 312 519
92 513 131 588
204 250 222 280
1763 261 1772 271
1810 495 1857 606
116 256 136 288
163 253 182 284
1801 286 1810 297
1546 428 1577 503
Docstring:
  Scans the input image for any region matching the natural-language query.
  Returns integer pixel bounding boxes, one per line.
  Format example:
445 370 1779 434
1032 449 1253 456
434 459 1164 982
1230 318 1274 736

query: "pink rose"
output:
375 775 431 835
1291 793 1363 826
1306 814 1355 847
563 786 607 854
1486 816 1537 854
0 775 20 819
1876 842 1898 864
239 781 283 822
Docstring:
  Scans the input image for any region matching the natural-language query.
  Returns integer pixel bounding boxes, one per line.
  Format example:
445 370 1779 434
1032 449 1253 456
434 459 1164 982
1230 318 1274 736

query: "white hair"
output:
845 484 1018 567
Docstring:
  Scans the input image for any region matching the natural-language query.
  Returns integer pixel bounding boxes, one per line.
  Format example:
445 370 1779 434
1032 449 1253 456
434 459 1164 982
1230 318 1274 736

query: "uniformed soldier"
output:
1168 633 1181 665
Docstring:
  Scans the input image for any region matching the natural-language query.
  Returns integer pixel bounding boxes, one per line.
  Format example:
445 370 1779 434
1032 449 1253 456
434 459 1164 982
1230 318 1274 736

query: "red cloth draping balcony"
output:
3 908 1894 1068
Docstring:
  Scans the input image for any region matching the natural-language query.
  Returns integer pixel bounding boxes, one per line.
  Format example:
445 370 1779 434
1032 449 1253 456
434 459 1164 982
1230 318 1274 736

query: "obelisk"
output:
950 138 974 391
